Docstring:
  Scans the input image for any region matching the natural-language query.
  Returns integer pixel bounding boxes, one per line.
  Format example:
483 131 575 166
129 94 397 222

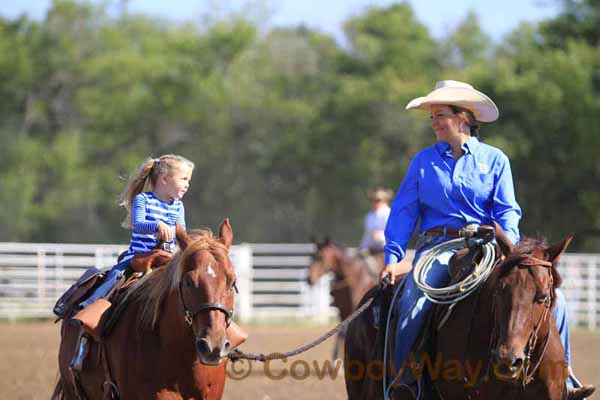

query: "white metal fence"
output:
0 242 598 328
0 242 334 323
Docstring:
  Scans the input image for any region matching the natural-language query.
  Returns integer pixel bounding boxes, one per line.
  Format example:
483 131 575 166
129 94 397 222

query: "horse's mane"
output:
127 231 229 330
498 236 562 288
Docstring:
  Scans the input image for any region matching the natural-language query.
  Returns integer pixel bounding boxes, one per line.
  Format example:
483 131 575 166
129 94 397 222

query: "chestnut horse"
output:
52 220 237 400
307 238 384 360
344 229 571 400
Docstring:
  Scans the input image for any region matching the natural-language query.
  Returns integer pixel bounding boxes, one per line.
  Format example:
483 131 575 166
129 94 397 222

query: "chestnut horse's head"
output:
307 237 342 286
132 219 236 366
176 220 236 365
490 235 571 383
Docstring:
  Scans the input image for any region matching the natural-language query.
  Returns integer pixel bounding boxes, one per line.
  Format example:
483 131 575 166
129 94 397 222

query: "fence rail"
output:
0 243 598 328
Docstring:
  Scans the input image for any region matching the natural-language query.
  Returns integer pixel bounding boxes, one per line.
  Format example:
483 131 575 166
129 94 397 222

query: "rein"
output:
229 278 390 362
491 255 554 386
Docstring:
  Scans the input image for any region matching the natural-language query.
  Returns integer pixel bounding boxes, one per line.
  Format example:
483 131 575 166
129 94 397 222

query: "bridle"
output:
491 255 555 386
178 279 234 329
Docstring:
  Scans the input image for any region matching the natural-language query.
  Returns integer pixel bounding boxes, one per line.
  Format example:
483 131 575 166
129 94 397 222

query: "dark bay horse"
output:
53 220 237 400
307 238 385 360
345 227 572 400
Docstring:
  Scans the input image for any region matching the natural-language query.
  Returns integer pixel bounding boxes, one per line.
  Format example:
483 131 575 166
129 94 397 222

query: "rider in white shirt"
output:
360 187 393 254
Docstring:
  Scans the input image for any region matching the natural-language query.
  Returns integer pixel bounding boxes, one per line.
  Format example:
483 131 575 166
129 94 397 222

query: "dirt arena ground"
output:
1 321 598 399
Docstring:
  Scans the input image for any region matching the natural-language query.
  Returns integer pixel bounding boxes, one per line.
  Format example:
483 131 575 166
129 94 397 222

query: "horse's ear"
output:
493 222 514 256
324 236 331 245
546 234 574 264
176 223 191 250
218 218 233 249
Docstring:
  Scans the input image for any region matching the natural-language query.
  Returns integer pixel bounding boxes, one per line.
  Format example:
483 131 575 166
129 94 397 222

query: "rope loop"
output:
412 237 496 305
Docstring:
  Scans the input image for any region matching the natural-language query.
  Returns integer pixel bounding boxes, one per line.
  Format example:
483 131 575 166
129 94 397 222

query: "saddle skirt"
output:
64 249 174 338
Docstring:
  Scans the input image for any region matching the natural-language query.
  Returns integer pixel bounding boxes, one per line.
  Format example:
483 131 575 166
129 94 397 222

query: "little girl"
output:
79 154 193 308
71 154 247 371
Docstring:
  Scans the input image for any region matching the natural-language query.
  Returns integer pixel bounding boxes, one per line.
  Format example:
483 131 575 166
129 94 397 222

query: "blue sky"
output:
1 1 561 42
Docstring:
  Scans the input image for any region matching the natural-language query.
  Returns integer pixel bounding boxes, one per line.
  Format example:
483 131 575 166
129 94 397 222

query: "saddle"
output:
58 249 173 338
53 267 105 320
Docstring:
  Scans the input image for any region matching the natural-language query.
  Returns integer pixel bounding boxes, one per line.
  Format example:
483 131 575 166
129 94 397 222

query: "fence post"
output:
56 250 64 301
233 244 253 323
588 258 597 330
315 275 333 324
37 249 46 302
95 248 104 270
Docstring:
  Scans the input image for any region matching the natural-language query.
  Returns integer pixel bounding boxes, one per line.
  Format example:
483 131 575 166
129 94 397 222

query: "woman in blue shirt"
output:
380 80 593 398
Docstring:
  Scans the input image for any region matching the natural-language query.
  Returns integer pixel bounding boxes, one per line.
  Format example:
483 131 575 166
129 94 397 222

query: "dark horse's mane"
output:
126 232 229 330
498 236 563 288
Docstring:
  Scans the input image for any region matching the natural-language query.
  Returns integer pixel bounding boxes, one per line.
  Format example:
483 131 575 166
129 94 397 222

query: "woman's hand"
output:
380 262 411 284
381 263 397 284
156 222 173 243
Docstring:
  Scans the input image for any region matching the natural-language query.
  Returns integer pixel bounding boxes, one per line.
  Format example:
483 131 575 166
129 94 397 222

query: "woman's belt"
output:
424 227 462 238
425 224 484 238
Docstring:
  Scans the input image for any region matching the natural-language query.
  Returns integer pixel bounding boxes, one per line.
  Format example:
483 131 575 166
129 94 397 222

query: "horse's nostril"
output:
221 339 231 356
196 338 212 355
512 357 523 369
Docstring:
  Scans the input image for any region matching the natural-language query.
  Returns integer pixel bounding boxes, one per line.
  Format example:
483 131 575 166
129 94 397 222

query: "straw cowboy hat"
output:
406 80 499 122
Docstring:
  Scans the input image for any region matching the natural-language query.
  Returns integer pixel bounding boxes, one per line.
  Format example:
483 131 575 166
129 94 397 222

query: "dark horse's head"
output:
307 237 341 286
132 220 236 365
490 234 571 383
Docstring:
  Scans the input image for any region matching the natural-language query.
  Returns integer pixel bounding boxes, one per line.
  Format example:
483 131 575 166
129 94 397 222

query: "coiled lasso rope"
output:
413 237 496 304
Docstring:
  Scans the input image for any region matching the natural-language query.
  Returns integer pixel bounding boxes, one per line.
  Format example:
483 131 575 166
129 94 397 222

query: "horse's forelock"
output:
499 237 547 275
497 236 562 289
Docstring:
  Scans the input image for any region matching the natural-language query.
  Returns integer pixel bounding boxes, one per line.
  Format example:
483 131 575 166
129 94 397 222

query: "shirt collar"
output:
435 136 480 156
435 141 452 156
463 136 480 154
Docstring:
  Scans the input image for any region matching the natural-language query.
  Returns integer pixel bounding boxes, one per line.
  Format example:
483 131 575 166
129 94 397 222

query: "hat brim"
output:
406 87 499 122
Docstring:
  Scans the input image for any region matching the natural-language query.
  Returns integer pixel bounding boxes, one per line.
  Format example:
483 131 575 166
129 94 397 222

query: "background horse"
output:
53 220 237 400
307 238 384 360
344 227 570 400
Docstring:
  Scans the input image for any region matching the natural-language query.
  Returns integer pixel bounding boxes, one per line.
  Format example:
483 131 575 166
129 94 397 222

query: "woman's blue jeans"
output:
392 235 576 388
79 258 131 309
393 235 453 373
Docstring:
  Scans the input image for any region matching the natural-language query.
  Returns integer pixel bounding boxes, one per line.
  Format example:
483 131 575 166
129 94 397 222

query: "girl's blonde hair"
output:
120 154 194 228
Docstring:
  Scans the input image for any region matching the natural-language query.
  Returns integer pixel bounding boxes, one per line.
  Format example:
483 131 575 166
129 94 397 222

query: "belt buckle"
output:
459 224 479 238
161 242 176 253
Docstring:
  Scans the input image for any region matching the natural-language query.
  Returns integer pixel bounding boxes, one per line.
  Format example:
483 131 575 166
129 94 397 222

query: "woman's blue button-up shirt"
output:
384 137 521 265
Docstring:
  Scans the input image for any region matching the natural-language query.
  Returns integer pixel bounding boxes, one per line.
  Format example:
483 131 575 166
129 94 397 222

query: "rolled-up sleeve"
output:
384 156 421 265
491 154 521 244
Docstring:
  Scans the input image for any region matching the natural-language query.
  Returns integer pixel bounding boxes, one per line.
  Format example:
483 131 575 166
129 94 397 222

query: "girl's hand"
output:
156 222 173 242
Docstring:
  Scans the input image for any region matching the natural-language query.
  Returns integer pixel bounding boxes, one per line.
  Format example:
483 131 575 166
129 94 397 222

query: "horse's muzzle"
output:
491 349 525 382
196 337 231 365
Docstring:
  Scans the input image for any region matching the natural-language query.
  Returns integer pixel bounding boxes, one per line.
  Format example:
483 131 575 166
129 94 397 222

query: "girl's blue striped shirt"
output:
122 192 185 261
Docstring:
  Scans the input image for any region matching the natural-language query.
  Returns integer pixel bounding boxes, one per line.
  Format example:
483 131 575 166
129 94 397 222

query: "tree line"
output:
1 0 599 251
